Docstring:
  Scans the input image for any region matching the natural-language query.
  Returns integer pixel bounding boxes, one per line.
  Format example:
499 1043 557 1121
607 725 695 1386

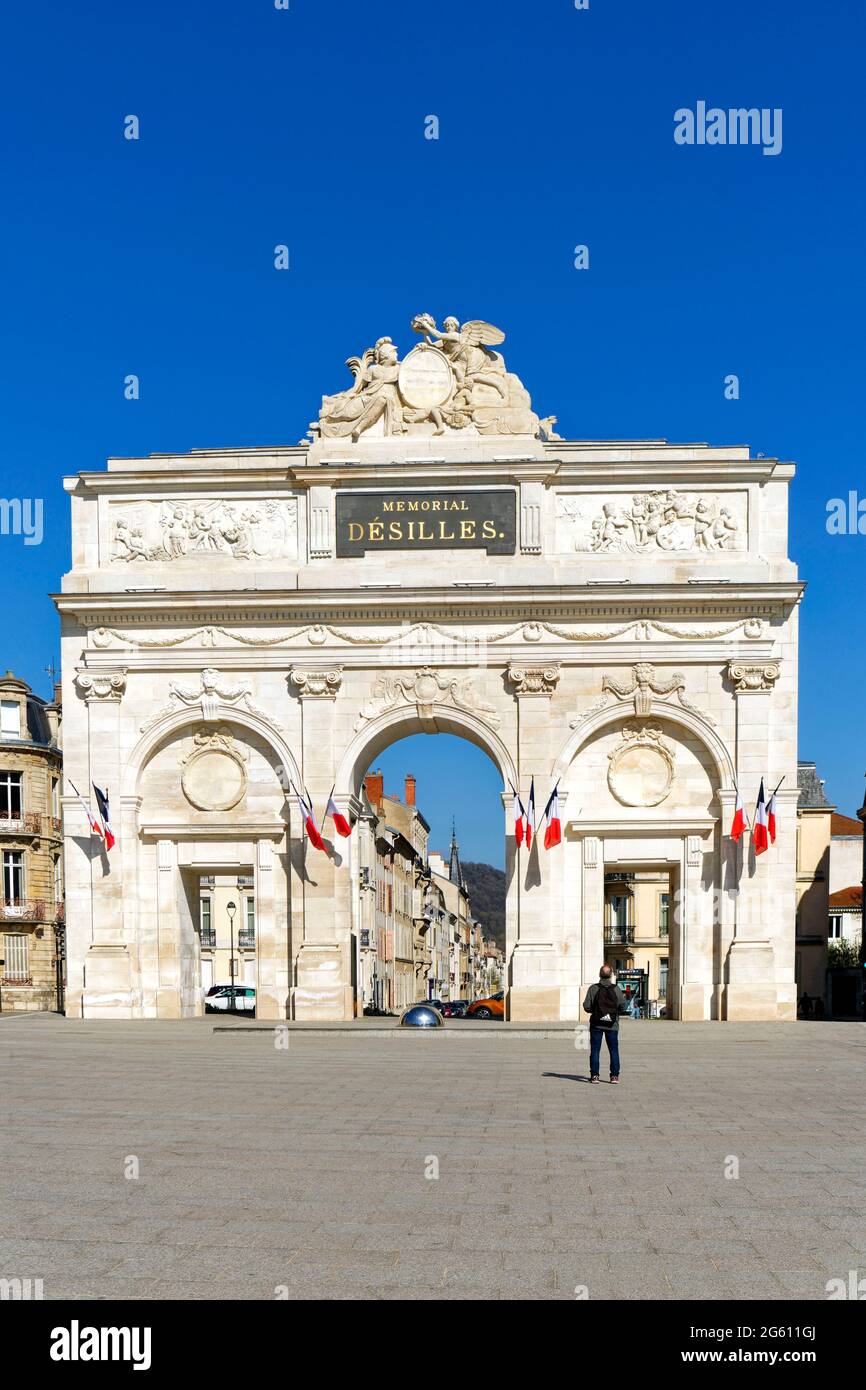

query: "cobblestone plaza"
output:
2 1016 864 1301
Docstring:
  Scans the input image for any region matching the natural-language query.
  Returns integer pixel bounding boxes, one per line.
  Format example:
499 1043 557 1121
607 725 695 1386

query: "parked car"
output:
205 985 256 1014
415 998 444 1012
442 999 469 1017
466 991 504 1020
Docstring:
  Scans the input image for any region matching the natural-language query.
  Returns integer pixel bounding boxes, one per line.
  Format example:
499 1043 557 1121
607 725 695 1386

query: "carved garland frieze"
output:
88 615 767 651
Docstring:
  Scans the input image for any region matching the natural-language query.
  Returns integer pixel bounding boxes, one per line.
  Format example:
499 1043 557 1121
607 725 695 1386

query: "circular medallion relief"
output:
398 344 455 410
608 740 674 808
181 746 247 812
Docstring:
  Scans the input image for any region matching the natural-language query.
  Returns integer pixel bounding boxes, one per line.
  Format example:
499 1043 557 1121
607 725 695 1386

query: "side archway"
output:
551 697 735 793
121 705 303 800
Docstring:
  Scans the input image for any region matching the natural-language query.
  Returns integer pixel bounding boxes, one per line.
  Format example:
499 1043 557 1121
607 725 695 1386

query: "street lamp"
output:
227 900 237 1009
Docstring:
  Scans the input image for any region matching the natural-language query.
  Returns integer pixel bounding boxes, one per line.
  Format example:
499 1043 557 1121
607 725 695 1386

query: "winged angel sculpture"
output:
312 314 558 441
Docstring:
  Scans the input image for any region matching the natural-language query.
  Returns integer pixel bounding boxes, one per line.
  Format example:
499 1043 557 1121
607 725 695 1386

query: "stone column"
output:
155 837 183 1019
723 661 782 1020
254 835 282 1019
119 794 143 1013
675 833 712 1020
579 834 605 1005
507 664 561 1020
289 668 353 1019
74 669 135 1019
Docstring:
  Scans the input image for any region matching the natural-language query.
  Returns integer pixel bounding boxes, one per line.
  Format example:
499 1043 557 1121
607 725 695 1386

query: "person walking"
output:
583 964 626 1084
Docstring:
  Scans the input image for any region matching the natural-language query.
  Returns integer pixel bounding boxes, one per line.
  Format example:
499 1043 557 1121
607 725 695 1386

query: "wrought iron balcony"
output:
238 930 255 950
200 927 217 949
0 813 42 836
1 899 46 923
605 925 635 945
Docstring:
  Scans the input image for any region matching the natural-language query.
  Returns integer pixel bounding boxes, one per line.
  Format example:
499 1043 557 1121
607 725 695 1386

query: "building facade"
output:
794 761 834 999
0 672 64 1011
603 868 672 1012
828 811 864 952
353 772 488 1011
57 314 802 1021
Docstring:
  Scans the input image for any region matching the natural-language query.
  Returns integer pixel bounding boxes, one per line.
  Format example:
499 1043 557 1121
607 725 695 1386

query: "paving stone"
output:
1 1016 865 1301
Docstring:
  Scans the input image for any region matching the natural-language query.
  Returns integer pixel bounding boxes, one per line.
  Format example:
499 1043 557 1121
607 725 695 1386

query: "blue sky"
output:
1 0 864 865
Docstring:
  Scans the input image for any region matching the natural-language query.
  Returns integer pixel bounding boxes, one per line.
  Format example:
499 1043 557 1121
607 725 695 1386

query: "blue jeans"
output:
590 1026 620 1078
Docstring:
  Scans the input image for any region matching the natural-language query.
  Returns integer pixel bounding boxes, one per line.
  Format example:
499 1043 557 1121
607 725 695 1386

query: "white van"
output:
204 985 256 1014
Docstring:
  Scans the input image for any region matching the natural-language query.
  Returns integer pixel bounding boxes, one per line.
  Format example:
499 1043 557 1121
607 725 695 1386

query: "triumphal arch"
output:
57 313 803 1021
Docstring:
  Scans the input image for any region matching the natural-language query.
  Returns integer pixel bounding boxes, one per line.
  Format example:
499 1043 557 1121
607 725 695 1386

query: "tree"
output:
827 938 860 970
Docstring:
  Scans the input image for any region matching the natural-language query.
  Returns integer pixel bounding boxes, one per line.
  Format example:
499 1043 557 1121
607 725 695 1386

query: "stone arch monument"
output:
57 314 802 1020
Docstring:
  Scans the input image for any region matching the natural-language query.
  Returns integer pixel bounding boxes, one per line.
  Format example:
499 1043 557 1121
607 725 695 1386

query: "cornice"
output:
66 469 297 493
73 640 779 673
139 819 287 841
64 448 792 494
546 458 791 486
52 581 805 625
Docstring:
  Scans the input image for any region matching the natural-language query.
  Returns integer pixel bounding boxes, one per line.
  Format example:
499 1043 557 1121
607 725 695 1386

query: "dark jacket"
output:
583 981 626 1031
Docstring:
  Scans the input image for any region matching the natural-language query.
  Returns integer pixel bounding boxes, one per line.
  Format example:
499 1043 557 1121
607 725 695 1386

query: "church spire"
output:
449 818 463 888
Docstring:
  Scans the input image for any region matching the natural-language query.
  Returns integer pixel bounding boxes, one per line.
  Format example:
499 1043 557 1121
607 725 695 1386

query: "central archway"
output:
335 702 518 799
337 704 516 1018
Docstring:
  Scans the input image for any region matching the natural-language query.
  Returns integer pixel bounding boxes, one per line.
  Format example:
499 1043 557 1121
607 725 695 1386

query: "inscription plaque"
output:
336 489 516 556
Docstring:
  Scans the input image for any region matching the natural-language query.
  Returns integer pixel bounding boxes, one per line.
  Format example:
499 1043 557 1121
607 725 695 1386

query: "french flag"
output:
543 784 562 850
92 784 115 851
525 778 536 851
512 790 526 847
327 794 353 838
767 786 778 845
297 789 325 851
730 787 749 843
753 779 770 855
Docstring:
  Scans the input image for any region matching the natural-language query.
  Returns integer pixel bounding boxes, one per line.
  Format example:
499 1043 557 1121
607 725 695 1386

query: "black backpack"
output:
591 982 620 1030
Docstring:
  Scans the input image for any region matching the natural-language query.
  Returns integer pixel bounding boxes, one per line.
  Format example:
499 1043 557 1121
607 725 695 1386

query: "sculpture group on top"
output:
312 314 559 441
